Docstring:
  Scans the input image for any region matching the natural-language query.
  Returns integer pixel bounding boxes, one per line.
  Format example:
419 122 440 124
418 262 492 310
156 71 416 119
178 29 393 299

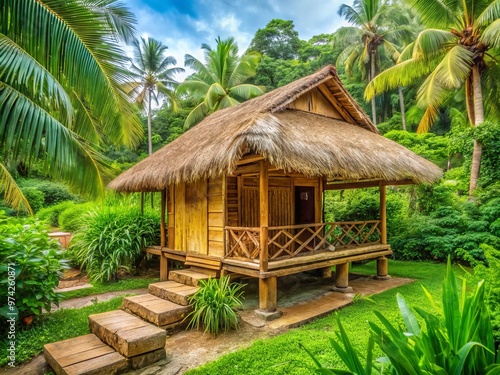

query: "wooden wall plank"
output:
174 182 186 251
185 179 208 254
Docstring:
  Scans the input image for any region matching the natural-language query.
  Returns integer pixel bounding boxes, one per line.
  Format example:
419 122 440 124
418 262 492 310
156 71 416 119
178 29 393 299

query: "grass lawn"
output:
60 276 158 299
186 260 464 375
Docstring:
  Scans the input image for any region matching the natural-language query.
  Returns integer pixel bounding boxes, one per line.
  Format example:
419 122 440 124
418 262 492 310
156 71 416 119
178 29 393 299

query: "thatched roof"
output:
109 65 442 192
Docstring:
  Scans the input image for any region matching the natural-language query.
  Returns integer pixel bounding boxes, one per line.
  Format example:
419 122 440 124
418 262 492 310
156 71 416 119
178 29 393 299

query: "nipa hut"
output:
109 65 441 316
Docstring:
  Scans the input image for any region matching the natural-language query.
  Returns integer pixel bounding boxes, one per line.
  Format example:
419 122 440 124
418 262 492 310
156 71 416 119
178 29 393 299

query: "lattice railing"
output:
225 226 261 259
225 221 381 261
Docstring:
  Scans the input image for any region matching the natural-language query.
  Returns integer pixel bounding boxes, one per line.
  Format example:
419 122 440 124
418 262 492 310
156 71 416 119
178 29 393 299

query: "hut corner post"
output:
377 183 389 278
160 188 168 281
257 161 280 317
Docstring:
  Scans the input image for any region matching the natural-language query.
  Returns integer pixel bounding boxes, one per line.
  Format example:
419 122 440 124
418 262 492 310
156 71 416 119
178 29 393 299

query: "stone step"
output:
44 333 128 375
168 268 212 287
88 310 166 359
149 280 199 306
122 294 191 327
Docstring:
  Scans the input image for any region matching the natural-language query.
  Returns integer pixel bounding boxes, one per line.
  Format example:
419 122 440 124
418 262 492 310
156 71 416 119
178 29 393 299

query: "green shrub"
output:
22 188 45 213
36 201 76 227
18 179 79 208
473 244 500 342
303 259 499 374
58 202 94 232
69 206 160 282
186 276 244 336
0 212 68 324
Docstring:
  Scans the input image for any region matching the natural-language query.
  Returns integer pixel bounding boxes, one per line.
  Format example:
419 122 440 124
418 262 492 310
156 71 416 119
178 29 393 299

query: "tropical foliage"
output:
178 37 264 129
303 260 500 374
366 0 500 193
127 37 184 155
69 203 160 282
186 276 244 336
0 212 68 321
0 0 143 211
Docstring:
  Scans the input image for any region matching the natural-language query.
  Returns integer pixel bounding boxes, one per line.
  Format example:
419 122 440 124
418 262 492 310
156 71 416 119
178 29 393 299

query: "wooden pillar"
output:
140 192 144 215
321 266 332 278
167 185 175 249
160 188 168 281
335 263 349 289
377 256 388 277
379 184 387 245
259 277 277 312
259 161 269 272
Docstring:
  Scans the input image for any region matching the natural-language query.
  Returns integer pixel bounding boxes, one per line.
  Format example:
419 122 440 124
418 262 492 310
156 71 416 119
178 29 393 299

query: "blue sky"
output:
123 0 352 79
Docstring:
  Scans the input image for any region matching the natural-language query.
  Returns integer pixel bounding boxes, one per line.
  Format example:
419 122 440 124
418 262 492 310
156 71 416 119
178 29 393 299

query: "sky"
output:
123 0 352 80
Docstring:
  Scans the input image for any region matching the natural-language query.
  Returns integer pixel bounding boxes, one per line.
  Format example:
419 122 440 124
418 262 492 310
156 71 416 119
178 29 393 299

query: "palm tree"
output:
0 0 143 212
365 0 500 194
127 37 184 155
335 0 412 125
178 37 265 129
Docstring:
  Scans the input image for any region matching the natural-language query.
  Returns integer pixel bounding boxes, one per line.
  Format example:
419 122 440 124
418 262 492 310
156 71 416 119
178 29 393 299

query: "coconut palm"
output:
127 37 184 155
365 0 500 194
179 37 265 129
335 0 412 125
0 0 143 212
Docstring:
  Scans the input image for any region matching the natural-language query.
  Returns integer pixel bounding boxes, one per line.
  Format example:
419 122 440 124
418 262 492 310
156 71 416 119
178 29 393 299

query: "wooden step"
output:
122 294 191 327
88 310 166 358
169 268 211 287
44 334 128 375
149 281 198 306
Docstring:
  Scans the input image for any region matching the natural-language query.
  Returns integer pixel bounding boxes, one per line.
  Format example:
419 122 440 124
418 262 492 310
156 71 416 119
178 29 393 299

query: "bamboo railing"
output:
225 220 381 261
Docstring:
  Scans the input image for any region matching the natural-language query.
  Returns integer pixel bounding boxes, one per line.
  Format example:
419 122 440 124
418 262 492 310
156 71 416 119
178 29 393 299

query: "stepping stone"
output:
122 294 191 327
88 310 166 358
149 281 199 306
169 269 211 287
44 333 128 375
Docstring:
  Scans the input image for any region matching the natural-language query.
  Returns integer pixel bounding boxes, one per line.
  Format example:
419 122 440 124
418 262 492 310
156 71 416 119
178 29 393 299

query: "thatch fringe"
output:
109 66 442 192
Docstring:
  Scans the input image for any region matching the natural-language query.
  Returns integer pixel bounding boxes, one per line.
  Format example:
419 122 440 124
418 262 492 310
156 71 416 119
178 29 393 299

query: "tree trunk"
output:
147 91 153 155
398 86 406 131
370 50 377 126
469 64 484 195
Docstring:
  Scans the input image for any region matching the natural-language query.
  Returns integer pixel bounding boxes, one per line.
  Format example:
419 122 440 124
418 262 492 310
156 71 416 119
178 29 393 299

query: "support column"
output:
377 257 389 278
333 262 353 293
160 188 168 281
259 161 269 272
377 184 390 280
321 266 332 278
255 276 282 320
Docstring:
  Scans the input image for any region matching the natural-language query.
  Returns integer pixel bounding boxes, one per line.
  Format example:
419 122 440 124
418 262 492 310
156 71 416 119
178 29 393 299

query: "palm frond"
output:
229 84 265 101
477 0 500 26
407 0 459 28
183 102 208 129
413 29 456 59
481 19 500 48
0 162 32 214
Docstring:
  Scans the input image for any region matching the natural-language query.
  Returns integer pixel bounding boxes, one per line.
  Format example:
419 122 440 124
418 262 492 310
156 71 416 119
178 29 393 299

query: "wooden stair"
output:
168 268 211 287
44 267 215 374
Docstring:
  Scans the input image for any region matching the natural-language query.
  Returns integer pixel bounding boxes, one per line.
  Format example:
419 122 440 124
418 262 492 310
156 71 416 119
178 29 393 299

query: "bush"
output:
22 188 45 213
0 212 68 325
69 205 160 282
58 202 94 232
303 260 499 374
18 179 79 208
36 201 76 227
186 276 244 336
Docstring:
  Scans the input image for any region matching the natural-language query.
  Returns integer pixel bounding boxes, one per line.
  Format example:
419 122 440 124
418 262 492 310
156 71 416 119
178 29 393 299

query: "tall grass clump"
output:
186 276 244 336
69 204 160 282
302 258 499 374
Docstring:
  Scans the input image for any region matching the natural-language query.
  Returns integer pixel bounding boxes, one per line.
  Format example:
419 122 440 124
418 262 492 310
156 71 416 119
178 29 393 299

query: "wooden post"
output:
335 263 349 288
259 161 269 272
167 185 175 249
377 256 388 277
140 192 144 215
160 188 168 281
321 266 332 278
379 184 387 245
259 277 277 312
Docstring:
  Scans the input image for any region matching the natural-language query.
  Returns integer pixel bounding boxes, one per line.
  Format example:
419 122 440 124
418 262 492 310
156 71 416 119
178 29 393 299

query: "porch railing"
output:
225 220 381 261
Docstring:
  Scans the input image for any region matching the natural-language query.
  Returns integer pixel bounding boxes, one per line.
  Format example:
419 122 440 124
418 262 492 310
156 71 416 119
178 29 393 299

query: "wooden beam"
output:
160 189 166 247
260 161 269 272
236 154 265 165
317 84 357 124
259 276 277 312
324 179 415 190
379 183 387 245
